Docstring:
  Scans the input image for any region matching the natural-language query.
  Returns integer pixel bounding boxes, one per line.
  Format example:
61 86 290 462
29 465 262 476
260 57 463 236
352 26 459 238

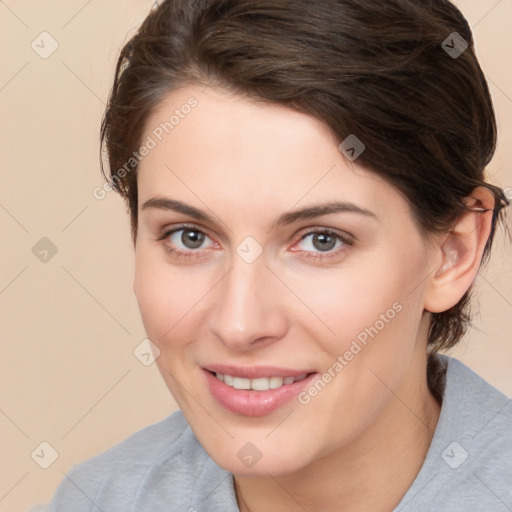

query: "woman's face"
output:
134 85 437 476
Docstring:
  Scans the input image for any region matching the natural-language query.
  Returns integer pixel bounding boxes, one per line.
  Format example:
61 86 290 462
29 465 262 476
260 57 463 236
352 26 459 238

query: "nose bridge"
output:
209 252 286 349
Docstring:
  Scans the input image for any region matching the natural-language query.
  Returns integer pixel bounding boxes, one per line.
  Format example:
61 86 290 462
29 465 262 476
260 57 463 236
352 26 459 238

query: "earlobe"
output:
424 187 495 313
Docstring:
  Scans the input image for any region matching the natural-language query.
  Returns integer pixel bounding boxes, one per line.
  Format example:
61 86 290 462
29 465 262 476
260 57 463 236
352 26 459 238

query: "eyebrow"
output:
140 197 378 229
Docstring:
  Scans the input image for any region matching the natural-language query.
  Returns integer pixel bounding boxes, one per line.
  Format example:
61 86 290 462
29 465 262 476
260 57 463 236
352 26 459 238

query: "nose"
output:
208 254 289 351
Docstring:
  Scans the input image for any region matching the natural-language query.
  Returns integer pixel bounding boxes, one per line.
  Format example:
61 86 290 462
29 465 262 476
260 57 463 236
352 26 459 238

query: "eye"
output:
157 225 215 258
293 229 351 258
156 225 351 261
169 228 211 250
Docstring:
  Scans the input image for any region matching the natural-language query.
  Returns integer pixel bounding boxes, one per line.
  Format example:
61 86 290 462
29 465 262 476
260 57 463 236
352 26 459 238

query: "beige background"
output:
0 1 511 510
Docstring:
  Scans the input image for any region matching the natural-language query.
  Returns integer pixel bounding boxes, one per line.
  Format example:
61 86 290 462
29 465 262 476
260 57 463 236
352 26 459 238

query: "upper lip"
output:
203 364 316 379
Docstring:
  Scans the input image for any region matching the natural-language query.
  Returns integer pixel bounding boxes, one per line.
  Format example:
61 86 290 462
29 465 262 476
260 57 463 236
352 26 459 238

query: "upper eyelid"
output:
297 226 352 240
158 223 211 239
158 223 349 239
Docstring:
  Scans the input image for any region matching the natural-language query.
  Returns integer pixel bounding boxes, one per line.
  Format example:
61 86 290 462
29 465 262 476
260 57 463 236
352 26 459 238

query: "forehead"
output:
137 85 407 224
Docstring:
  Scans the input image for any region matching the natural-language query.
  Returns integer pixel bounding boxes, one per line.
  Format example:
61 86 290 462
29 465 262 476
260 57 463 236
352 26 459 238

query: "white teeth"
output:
251 377 271 391
269 377 284 389
232 377 251 390
214 372 309 390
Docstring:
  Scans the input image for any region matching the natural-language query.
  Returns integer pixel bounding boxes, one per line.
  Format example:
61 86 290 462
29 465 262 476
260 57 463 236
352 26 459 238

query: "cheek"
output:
290 267 423 449
291 262 405 345
133 250 209 342
289 247 426 382
133 252 213 405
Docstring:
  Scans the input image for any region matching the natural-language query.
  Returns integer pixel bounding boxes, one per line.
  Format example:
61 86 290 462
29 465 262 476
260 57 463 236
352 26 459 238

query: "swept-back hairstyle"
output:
100 0 509 353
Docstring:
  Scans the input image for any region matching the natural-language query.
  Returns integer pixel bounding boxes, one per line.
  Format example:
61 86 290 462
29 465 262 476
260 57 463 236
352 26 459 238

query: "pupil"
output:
182 230 204 249
313 233 336 251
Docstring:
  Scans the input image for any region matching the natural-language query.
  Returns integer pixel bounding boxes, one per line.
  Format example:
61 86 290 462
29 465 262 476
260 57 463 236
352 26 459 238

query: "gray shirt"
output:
47 355 511 511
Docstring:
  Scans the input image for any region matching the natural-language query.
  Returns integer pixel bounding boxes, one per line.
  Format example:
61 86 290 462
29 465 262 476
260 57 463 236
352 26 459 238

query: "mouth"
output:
202 365 318 417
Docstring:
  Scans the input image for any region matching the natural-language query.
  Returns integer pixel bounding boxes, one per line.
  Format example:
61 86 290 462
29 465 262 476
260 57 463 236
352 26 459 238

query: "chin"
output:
195 430 317 478
215 449 309 478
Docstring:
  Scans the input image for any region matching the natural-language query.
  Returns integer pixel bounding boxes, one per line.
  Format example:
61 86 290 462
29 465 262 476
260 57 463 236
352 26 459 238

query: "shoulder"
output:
47 409 220 511
442 355 511 439
90 408 190 464
398 355 512 512
444 356 512 477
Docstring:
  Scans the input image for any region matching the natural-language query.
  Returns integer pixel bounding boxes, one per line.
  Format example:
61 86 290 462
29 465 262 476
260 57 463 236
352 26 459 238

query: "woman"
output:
48 0 511 510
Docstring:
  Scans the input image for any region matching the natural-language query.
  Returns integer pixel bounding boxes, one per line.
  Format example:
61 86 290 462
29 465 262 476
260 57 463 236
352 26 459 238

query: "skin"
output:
133 85 493 511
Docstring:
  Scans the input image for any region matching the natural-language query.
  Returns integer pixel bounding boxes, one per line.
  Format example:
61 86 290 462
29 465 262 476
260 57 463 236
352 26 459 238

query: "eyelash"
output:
155 224 353 261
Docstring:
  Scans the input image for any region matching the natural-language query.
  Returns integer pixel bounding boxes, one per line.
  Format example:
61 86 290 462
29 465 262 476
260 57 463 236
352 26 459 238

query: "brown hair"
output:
100 0 509 352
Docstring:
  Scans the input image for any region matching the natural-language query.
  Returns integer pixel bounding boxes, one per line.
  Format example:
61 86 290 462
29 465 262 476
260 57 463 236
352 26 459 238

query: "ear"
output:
423 187 495 313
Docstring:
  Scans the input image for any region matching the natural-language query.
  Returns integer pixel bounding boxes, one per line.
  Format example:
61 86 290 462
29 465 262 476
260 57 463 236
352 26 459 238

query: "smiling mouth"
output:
207 370 313 391
203 368 318 416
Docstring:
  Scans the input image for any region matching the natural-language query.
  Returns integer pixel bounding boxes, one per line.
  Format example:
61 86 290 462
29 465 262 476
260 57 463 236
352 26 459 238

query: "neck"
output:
234 356 441 512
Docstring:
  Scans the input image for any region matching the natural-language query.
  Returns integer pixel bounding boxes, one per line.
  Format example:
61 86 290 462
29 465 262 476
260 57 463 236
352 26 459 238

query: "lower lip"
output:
203 369 317 417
